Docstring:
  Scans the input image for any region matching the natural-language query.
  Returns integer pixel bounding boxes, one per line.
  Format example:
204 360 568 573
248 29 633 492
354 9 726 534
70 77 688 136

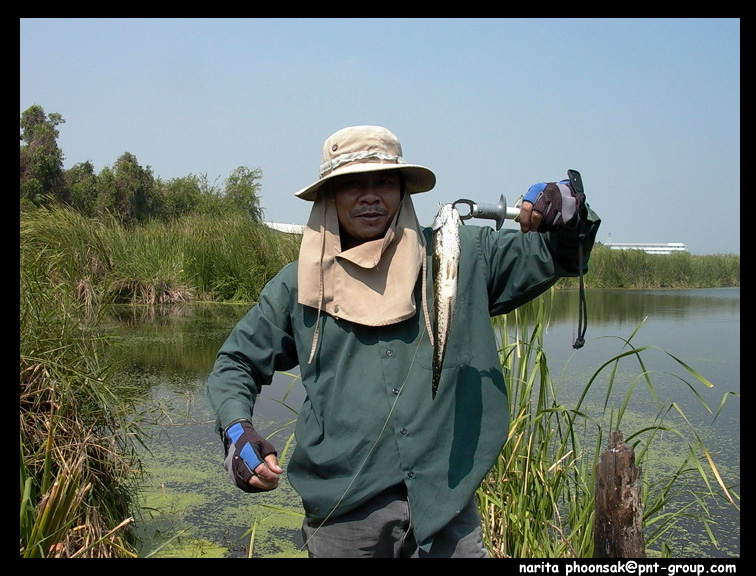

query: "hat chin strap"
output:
307 220 327 365
319 151 407 179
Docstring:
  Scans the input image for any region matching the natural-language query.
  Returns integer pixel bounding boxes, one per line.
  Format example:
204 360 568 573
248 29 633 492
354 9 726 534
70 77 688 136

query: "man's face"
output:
331 170 402 248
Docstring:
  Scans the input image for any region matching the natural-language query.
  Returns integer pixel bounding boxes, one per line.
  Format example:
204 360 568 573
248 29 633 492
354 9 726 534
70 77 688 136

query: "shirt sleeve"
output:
546 203 602 276
205 264 299 435
481 203 601 317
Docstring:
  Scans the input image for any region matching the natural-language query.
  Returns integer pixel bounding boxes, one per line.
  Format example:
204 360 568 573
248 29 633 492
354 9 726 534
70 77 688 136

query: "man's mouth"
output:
355 211 385 220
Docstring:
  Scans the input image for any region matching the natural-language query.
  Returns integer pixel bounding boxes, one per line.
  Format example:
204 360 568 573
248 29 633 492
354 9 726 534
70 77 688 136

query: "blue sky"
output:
20 18 740 255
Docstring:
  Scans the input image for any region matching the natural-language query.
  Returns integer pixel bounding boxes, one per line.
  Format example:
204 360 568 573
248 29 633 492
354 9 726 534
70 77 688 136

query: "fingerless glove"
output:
223 420 277 493
523 179 585 232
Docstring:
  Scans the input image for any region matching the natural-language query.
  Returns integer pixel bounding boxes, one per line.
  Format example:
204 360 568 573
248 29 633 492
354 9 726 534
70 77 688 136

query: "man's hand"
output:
223 421 283 493
519 180 584 233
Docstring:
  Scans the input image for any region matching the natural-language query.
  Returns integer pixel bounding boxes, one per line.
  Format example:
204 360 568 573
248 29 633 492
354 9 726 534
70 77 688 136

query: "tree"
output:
65 161 99 217
224 166 265 221
20 105 67 207
95 153 156 225
157 174 207 221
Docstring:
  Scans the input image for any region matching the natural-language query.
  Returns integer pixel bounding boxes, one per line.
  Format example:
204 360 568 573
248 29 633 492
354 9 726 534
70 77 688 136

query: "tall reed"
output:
178 212 300 302
20 206 302 306
19 207 739 557
20 209 146 557
19 207 738 308
477 288 739 558
19 206 301 557
561 244 740 289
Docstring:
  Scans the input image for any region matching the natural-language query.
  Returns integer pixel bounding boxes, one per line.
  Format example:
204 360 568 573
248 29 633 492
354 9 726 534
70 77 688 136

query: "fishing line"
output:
299 216 440 552
299 313 428 552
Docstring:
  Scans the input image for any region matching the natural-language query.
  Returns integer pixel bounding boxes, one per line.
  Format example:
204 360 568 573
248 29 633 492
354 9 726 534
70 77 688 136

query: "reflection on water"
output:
109 289 739 558
542 289 740 403
107 302 252 389
549 287 740 325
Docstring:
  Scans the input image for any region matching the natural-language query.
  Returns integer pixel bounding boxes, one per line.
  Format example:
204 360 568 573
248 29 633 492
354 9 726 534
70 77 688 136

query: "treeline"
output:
20 104 739 305
20 104 264 226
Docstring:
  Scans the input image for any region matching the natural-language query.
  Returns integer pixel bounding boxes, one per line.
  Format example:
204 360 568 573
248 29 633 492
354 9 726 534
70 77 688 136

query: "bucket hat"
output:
295 125 436 200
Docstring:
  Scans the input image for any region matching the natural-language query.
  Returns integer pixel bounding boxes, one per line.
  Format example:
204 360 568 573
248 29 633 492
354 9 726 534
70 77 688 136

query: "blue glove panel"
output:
523 179 583 232
227 422 264 470
223 421 277 493
524 182 548 204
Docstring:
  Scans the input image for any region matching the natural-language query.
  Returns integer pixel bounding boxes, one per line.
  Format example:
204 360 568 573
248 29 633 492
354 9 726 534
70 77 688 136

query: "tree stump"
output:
593 430 646 558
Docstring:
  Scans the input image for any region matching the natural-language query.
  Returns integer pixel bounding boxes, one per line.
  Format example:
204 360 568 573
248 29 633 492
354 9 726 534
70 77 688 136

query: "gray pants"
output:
300 484 489 558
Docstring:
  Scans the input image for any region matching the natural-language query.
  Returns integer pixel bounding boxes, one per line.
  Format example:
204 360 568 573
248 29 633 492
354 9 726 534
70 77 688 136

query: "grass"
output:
19 206 739 558
20 225 145 557
476 289 739 558
561 244 740 289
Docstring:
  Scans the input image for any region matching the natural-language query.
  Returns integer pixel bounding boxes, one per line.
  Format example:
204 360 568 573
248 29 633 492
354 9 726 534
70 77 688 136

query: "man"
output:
206 125 601 557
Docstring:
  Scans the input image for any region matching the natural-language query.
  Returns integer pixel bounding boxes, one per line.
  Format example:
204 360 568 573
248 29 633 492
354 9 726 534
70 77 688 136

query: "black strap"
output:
573 234 587 349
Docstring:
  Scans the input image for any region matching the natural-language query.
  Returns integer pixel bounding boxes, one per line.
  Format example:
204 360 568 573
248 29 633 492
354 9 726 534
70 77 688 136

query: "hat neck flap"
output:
297 193 424 328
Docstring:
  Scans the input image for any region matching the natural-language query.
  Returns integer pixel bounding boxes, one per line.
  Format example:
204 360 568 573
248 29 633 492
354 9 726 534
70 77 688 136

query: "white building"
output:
604 242 686 255
264 222 306 234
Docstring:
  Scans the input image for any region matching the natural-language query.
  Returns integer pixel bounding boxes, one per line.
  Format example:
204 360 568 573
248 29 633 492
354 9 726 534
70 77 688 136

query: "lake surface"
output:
109 288 739 558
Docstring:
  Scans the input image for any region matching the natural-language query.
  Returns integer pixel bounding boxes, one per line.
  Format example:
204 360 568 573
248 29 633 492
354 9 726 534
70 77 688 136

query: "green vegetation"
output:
19 205 740 557
21 105 265 225
18 204 740 313
20 205 301 306
562 244 740 289
19 104 299 557
477 293 739 558
20 227 145 557
19 105 739 558
19 205 301 557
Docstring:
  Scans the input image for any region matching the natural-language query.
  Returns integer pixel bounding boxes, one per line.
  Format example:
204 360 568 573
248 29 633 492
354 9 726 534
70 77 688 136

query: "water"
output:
110 288 739 558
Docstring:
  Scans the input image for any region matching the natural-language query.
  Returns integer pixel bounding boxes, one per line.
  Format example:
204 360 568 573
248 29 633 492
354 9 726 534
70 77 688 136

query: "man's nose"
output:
356 184 381 200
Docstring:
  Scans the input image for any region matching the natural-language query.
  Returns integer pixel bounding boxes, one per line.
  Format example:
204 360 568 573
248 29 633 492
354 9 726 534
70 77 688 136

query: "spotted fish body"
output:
431 203 462 399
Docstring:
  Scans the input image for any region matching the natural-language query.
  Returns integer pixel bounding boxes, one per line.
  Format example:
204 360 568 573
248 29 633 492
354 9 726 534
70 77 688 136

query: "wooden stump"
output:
593 430 646 558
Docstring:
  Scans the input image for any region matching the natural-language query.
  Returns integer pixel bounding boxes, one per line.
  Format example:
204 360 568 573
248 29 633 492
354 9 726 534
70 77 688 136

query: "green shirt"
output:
206 207 600 550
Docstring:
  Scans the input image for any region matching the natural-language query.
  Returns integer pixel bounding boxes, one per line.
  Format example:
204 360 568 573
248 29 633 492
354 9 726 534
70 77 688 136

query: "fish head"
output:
432 203 461 231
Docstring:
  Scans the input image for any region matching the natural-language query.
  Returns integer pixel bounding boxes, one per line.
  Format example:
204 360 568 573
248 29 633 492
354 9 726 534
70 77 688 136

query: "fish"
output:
431 203 462 399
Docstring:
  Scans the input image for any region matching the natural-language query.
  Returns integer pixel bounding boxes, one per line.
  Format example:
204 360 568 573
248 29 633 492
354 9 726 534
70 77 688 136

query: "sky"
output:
20 18 740 255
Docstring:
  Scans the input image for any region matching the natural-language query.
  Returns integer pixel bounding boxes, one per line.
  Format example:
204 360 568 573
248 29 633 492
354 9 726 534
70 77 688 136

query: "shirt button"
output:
407 471 415 479
386 350 393 357
400 428 408 436
392 388 400 395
